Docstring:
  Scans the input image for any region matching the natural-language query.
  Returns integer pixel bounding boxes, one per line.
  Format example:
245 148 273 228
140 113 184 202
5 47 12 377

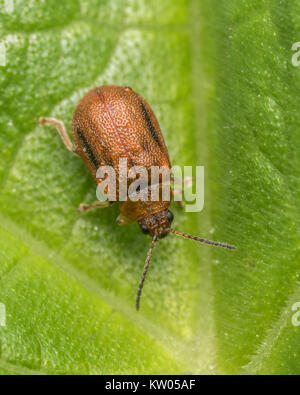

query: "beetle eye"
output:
140 224 150 235
167 210 174 224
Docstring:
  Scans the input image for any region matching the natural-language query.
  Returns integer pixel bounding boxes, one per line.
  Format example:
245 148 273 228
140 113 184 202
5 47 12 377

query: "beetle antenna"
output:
136 235 158 311
169 229 236 250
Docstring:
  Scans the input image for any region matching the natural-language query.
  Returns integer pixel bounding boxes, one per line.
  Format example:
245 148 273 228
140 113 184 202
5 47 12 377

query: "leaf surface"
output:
0 0 299 374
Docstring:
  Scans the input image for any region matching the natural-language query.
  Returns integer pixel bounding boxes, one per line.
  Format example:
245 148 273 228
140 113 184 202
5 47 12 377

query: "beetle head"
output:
138 209 174 239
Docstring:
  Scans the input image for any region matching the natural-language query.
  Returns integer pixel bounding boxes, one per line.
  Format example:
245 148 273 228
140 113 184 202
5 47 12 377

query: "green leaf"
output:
0 0 299 375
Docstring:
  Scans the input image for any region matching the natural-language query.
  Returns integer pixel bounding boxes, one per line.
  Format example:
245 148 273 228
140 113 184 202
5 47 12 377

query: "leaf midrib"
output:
188 0 217 373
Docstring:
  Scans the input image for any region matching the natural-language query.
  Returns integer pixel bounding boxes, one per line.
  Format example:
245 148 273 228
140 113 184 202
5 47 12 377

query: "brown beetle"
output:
39 85 235 310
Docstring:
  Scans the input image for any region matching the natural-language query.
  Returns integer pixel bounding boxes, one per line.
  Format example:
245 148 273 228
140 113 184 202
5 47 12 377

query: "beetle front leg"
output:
172 189 185 209
38 117 77 155
171 175 194 188
78 201 114 213
171 176 194 209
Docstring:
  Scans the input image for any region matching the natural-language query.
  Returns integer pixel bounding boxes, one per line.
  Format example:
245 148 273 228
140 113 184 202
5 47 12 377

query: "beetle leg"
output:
171 175 194 187
116 213 130 225
38 117 77 155
78 200 114 213
172 188 185 209
176 200 185 209
171 176 194 209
